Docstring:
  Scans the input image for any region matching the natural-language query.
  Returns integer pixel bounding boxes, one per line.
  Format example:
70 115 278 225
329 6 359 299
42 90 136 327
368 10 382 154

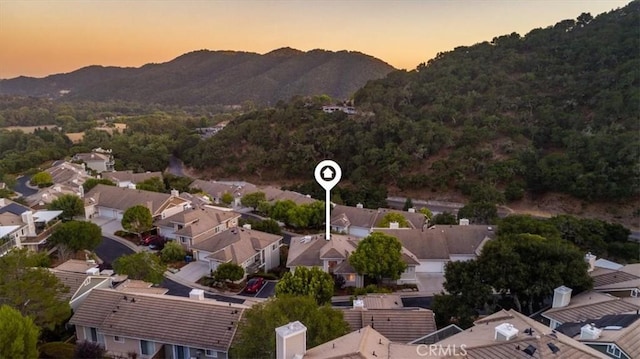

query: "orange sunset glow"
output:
0 0 631 79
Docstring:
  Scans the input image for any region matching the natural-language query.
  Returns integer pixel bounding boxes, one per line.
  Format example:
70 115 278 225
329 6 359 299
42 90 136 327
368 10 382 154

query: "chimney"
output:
494 323 519 341
580 324 602 340
585 252 597 272
243 224 252 230
86 267 100 276
389 221 400 229
78 184 85 198
353 299 365 310
356 203 363 209
459 218 470 226
170 189 179 197
552 286 572 308
20 211 36 236
189 289 205 301
408 208 416 213
0 198 5 207
275 321 307 359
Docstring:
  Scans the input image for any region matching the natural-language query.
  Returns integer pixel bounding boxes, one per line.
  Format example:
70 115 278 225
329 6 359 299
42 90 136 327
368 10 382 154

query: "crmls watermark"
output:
416 344 468 356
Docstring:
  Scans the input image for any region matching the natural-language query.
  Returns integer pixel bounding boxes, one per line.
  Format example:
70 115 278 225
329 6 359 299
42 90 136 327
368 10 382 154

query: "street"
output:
95 236 245 303
13 175 37 197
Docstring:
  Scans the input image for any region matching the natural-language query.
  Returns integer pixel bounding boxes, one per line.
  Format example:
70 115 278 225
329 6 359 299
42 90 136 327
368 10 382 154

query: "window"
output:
114 335 124 343
345 274 355 282
180 237 186 243
272 244 277 250
205 349 217 358
632 288 639 298
177 224 184 230
607 345 622 358
88 327 98 342
140 340 153 356
175 345 186 359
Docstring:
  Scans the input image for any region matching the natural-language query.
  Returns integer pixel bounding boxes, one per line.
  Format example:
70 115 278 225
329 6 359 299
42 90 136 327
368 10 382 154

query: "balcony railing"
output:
22 220 61 245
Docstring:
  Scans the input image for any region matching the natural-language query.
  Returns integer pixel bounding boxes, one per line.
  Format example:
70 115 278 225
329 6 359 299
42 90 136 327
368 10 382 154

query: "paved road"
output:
95 237 244 303
13 175 37 197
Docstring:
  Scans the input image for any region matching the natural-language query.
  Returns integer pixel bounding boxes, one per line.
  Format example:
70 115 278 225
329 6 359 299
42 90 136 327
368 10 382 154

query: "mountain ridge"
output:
0 48 396 105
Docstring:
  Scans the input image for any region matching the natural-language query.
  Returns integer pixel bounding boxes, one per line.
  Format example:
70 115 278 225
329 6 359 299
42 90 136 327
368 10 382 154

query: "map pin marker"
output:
314 160 342 240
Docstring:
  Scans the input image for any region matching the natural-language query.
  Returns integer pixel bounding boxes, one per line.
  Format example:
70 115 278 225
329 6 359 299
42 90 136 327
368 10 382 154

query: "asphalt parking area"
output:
239 280 277 298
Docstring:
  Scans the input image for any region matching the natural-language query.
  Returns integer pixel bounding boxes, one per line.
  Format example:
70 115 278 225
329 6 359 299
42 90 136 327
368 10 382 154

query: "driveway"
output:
415 273 445 295
173 261 210 283
91 216 123 235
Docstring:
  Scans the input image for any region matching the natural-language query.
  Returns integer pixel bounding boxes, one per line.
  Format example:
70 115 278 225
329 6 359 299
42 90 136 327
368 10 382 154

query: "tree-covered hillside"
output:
0 48 395 106
182 2 639 204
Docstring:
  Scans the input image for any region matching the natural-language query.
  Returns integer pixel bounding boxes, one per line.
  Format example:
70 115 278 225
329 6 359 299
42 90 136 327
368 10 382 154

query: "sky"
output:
0 0 631 79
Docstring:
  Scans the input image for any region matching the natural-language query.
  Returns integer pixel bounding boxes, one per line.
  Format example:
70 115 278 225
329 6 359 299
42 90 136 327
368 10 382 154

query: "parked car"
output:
148 237 167 250
141 235 161 246
245 277 265 293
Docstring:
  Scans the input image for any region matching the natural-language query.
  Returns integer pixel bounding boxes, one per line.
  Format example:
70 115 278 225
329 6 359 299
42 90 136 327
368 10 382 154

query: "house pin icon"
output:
314 160 342 240
321 166 335 180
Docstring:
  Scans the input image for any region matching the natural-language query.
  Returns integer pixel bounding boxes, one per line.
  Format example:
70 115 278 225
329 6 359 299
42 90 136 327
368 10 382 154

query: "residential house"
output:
377 225 494 274
190 180 258 207
83 185 190 221
48 259 113 311
286 234 419 288
275 307 606 359
321 105 357 115
69 288 247 359
260 186 316 206
542 286 640 358
72 148 115 173
26 161 90 208
338 294 437 343
155 205 240 249
0 198 62 255
586 254 640 298
112 279 169 295
102 170 163 188
330 204 426 238
192 226 282 276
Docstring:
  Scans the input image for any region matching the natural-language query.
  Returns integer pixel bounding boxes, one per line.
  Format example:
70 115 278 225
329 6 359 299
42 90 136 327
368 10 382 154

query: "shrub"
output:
161 241 186 263
73 341 105 359
213 262 245 282
39 342 75 359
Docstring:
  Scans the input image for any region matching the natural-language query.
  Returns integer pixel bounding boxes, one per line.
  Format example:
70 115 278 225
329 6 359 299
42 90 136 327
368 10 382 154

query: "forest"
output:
1 2 638 212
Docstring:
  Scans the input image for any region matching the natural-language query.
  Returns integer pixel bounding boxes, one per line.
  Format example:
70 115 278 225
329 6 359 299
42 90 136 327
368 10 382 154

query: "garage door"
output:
416 261 446 273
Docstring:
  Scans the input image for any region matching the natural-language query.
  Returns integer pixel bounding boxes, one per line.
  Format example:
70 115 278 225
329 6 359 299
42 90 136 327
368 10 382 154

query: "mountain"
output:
0 48 395 105
181 2 639 205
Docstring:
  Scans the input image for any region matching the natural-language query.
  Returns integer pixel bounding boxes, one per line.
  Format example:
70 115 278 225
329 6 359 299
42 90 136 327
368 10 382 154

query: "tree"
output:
377 212 410 228
0 249 71 330
73 340 106 359
457 202 498 224
241 191 266 210
419 207 433 221
0 305 39 359
432 211 457 225
403 197 414 211
231 296 349 359
113 252 166 285
214 262 244 283
349 232 407 283
276 267 334 305
136 177 166 193
31 171 53 187
82 178 115 192
47 194 85 221
479 233 592 314
252 219 282 235
121 205 153 237
48 221 102 261
221 192 234 206
160 241 186 263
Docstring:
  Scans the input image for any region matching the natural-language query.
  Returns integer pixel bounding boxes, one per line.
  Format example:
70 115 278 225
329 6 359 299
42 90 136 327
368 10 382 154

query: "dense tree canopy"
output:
0 249 71 330
121 205 153 236
231 296 349 359
349 232 407 282
48 221 102 261
275 266 334 305
0 305 40 359
113 252 166 285
47 194 85 221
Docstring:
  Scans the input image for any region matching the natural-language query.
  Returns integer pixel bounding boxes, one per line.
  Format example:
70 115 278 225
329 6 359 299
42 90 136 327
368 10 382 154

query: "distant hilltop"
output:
0 48 396 106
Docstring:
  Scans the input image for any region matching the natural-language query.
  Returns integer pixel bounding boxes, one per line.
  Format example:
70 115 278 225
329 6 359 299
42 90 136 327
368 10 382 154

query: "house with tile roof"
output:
338 295 437 343
286 233 420 287
69 288 247 359
155 205 240 250
276 308 605 359
190 179 258 207
587 255 640 298
101 170 163 188
260 186 317 206
0 198 62 255
48 267 112 311
27 161 89 209
330 204 427 238
72 148 115 173
83 184 190 221
192 226 283 276
541 286 640 358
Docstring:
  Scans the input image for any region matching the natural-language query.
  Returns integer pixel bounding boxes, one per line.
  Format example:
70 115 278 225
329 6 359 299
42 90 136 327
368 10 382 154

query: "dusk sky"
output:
0 0 630 79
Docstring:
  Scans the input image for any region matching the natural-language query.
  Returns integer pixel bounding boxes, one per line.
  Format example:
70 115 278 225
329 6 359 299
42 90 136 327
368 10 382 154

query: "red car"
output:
245 277 265 293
